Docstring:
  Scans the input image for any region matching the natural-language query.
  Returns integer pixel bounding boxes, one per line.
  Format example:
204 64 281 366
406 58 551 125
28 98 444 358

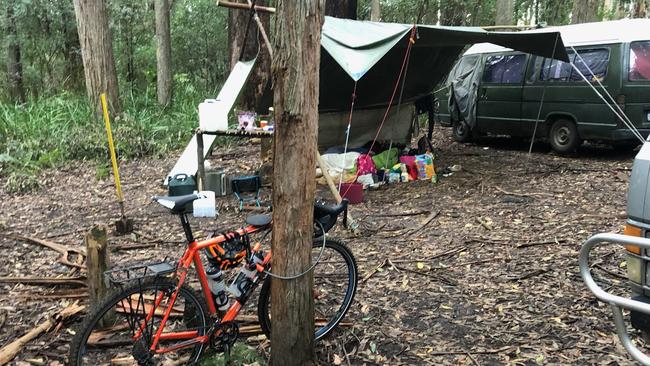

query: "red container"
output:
338 182 364 204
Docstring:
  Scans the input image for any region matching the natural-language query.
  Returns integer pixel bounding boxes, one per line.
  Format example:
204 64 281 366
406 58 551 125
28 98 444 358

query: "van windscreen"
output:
630 41 650 81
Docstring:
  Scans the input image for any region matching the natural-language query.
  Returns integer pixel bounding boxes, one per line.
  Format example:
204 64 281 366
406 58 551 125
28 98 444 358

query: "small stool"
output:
231 175 261 210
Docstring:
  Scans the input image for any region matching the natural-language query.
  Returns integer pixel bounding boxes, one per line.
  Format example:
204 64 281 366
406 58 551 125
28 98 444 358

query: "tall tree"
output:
370 0 381 20
325 0 357 19
270 0 324 364
228 1 272 112
496 0 515 25
440 0 468 25
73 0 121 113
571 0 600 23
6 0 26 103
155 0 172 107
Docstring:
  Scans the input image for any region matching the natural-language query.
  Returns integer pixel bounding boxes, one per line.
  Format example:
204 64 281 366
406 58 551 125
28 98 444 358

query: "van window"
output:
571 49 609 81
630 41 650 81
482 54 526 84
540 48 609 82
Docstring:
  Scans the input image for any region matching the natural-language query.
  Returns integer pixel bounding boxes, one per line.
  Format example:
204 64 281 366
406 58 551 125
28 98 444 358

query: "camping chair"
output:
231 175 261 210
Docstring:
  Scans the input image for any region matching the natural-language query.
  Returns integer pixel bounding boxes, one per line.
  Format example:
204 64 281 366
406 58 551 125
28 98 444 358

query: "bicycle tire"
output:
68 277 209 366
257 238 357 341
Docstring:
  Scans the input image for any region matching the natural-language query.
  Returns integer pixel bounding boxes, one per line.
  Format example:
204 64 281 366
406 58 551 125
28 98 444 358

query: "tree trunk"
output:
6 0 26 104
634 0 647 18
155 0 173 107
571 0 600 24
325 0 357 19
73 0 121 114
270 0 324 365
370 0 381 21
440 0 467 25
62 6 84 91
495 0 515 25
228 0 272 113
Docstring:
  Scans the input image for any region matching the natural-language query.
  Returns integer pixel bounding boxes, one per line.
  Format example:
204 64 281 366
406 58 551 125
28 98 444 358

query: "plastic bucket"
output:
338 182 363 204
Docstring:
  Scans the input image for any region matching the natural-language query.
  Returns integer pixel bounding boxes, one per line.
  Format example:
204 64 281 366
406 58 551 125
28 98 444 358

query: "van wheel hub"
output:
555 126 571 145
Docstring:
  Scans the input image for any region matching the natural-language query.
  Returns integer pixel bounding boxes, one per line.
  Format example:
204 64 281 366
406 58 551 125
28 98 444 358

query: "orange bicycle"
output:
69 194 357 365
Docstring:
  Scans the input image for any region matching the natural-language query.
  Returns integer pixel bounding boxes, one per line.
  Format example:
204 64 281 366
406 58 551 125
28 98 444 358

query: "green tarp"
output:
319 17 568 112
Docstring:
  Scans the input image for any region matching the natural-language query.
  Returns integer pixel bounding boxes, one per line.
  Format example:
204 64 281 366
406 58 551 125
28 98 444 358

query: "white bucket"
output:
193 191 217 218
198 99 228 131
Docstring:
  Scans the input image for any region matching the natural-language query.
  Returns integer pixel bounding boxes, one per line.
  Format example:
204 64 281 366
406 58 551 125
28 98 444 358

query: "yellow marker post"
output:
101 93 123 203
101 94 133 234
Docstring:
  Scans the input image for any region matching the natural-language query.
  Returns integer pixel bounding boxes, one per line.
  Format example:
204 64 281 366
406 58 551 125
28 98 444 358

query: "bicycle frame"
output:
133 213 272 354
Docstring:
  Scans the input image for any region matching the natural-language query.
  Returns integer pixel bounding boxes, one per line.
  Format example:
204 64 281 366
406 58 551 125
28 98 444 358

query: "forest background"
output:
0 0 648 193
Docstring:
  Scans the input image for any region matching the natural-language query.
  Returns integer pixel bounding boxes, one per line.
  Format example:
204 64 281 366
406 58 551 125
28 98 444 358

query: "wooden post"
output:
315 152 359 233
85 225 109 306
196 129 205 191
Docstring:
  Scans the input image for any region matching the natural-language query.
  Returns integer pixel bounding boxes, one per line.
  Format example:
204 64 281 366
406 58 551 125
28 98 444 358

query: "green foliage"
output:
0 87 209 185
198 343 265 366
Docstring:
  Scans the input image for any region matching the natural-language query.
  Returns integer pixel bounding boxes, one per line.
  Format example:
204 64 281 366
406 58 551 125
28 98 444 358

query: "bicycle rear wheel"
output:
257 238 357 340
69 278 209 366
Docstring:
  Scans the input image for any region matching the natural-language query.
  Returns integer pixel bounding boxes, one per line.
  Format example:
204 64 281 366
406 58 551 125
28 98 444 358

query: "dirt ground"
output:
0 128 646 365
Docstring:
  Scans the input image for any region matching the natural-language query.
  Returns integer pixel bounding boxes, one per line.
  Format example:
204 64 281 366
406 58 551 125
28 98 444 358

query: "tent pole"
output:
316 152 359 234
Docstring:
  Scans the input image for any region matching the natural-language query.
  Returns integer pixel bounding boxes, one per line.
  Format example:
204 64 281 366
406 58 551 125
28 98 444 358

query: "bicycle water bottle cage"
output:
207 231 250 270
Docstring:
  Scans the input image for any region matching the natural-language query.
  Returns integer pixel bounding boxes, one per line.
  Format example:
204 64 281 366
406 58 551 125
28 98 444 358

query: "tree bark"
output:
325 0 357 19
62 5 84 91
73 0 121 114
495 0 515 25
440 0 467 25
155 0 173 107
370 0 381 21
270 0 324 365
228 0 272 112
6 0 26 104
571 0 600 24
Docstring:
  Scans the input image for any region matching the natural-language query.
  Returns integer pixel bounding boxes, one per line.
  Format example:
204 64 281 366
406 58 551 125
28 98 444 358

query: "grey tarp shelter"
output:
166 17 568 182
318 16 569 149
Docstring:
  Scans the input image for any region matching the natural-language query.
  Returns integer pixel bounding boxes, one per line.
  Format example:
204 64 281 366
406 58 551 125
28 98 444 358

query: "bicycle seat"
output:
152 194 202 214
314 199 348 218
246 214 272 227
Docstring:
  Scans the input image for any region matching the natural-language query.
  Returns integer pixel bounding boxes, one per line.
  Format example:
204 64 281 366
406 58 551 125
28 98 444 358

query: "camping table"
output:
195 128 274 191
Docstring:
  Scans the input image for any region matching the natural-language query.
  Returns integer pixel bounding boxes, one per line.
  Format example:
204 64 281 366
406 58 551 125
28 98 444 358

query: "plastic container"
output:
205 170 231 196
168 174 196 196
338 182 364 204
193 190 216 218
199 99 228 131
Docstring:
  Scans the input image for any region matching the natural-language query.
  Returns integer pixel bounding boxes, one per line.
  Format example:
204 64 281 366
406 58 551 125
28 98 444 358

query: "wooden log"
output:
216 0 276 14
0 276 87 287
0 303 85 365
85 226 110 306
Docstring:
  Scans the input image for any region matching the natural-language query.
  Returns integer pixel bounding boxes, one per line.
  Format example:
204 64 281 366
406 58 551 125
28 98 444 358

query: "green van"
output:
437 19 650 153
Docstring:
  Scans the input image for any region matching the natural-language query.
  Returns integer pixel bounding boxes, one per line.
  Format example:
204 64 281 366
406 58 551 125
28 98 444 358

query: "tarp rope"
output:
384 25 416 170
527 33 559 157
569 45 644 143
338 80 358 190
339 26 417 198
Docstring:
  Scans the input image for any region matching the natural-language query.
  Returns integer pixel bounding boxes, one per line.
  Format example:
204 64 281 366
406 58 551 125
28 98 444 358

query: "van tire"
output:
549 119 579 154
452 120 472 142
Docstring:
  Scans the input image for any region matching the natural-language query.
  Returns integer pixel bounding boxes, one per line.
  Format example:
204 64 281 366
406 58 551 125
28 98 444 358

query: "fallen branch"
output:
594 263 628 281
366 210 430 218
0 302 85 365
475 217 493 230
516 238 565 249
428 345 513 356
361 259 389 284
0 276 87 287
383 211 440 238
494 186 555 198
4 234 85 269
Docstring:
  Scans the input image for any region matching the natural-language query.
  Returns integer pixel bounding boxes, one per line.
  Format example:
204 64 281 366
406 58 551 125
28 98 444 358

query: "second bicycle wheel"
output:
68 278 209 366
257 238 358 340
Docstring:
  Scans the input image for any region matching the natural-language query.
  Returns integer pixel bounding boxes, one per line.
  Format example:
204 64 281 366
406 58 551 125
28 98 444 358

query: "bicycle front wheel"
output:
69 278 209 366
257 238 358 340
